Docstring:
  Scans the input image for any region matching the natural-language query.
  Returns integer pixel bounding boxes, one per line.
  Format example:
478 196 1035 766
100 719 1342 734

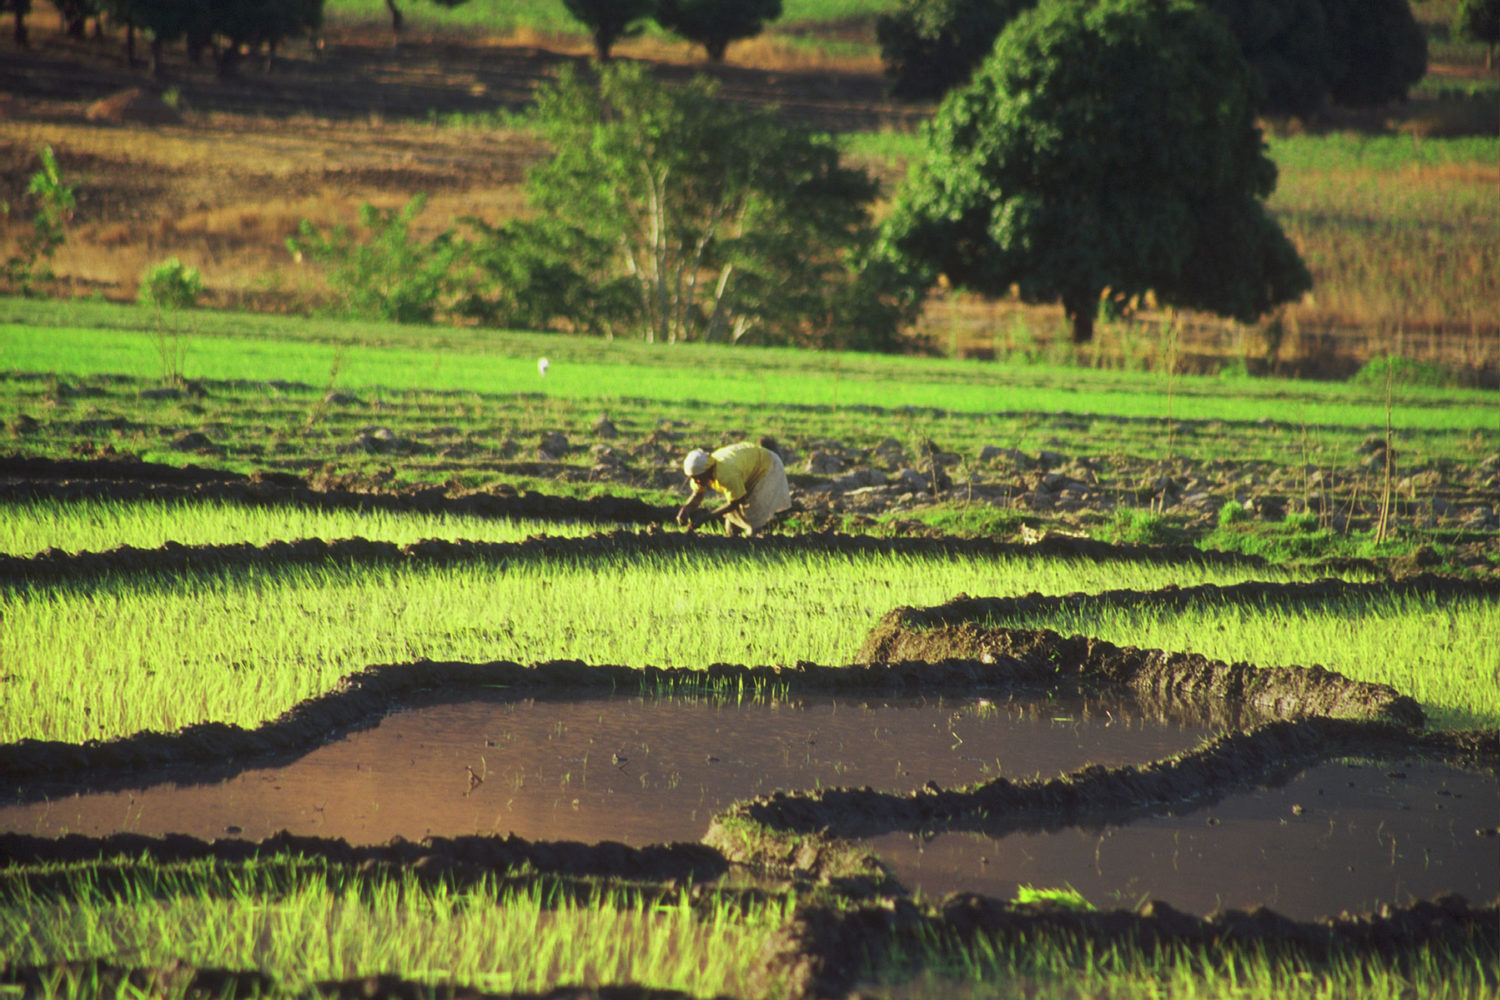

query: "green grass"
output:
0 550 1308 744
0 497 598 556
980 589 1500 731
3 299 1493 435
0 858 796 997
878 931 1496 1000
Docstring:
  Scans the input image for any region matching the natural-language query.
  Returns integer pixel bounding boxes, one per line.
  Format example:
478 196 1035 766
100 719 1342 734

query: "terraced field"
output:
2 307 1496 998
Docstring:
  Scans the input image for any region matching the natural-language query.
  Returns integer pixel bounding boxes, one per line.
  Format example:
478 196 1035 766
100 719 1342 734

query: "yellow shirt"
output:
708 442 773 502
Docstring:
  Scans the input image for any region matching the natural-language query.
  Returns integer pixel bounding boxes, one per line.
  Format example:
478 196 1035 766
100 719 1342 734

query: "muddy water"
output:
0 691 1219 846
869 760 1499 920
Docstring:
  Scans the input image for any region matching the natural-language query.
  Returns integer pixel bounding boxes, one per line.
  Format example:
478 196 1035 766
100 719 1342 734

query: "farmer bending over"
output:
677 442 791 537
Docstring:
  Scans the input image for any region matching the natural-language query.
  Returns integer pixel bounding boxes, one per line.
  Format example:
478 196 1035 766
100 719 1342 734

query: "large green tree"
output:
654 0 782 62
562 0 656 60
1454 0 1500 69
468 62 915 348
380 0 469 37
874 0 1427 115
880 0 1310 345
876 0 1035 100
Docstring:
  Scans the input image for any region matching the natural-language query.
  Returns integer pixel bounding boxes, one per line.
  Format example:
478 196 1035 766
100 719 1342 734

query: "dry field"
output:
1 2 1496 378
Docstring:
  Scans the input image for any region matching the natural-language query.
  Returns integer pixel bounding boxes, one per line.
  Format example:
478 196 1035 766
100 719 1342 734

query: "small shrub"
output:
1107 508 1177 546
139 257 203 310
289 194 459 324
1217 499 1248 528
3 146 74 297
1351 355 1461 388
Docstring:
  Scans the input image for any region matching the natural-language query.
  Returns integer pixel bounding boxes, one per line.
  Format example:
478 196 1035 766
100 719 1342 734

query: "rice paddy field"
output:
2 302 1497 998
2 0 1498 993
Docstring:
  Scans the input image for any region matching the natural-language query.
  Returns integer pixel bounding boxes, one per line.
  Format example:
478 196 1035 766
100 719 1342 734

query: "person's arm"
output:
676 486 711 528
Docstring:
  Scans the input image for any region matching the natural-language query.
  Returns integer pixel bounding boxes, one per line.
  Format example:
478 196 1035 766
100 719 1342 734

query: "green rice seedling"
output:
984 590 1500 730
0 497 596 556
1 551 1310 743
874 932 1497 1000
1013 883 1095 911
0 857 797 997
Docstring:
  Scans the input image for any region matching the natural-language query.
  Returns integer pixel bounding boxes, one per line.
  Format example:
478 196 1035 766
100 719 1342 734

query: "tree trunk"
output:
593 31 611 61
124 21 136 68
150 36 166 79
12 9 27 47
1064 291 1096 344
705 39 727 62
385 0 404 34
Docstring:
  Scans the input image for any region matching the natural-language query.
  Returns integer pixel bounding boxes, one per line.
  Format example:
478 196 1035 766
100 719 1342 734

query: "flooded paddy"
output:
0 690 1222 846
869 759 1499 920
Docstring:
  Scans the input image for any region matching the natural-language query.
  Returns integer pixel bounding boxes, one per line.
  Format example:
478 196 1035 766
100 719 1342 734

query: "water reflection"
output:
1 690 1219 846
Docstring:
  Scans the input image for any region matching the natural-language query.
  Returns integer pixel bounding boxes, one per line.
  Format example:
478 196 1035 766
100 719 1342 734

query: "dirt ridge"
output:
869 573 1500 634
0 827 728 882
0 965 696 1000
0 527 1273 593
711 719 1493 844
0 452 674 525
0 961 709 1000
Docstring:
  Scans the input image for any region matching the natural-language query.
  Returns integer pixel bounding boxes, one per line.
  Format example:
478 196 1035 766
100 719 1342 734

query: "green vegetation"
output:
1 145 73 298
288 194 460 324
880 933 1494 1000
0 859 796 996
656 0 785 61
459 61 913 348
980 589 1500 730
879 0 1310 344
0 497 596 556
2 551 1307 743
4 301 1492 436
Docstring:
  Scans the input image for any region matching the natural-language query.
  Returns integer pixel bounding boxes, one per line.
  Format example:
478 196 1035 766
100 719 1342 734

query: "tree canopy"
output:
463 62 916 348
562 0 656 60
876 0 1036 100
654 0 782 62
880 0 1311 344
1454 0 1500 68
875 0 1429 115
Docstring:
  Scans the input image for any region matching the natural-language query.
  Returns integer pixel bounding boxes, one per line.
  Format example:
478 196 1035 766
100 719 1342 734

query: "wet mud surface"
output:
0 691 1222 846
869 759 1499 920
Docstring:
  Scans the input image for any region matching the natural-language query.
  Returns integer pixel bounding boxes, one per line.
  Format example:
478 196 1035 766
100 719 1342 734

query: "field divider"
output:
1 452 675 526
863 573 1500 637
708 719 1496 848
0 825 731 887
0 527 1272 592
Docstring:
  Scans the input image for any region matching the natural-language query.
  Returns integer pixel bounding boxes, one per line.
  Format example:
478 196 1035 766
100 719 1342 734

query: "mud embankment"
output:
0 962 705 1000
0 827 728 886
0 453 674 525
866 574 1500 635
709 720 1496 847
1 524 1274 592
858 575 1500 727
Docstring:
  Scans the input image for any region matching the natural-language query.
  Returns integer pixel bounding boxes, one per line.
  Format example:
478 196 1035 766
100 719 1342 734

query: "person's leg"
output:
724 510 755 536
